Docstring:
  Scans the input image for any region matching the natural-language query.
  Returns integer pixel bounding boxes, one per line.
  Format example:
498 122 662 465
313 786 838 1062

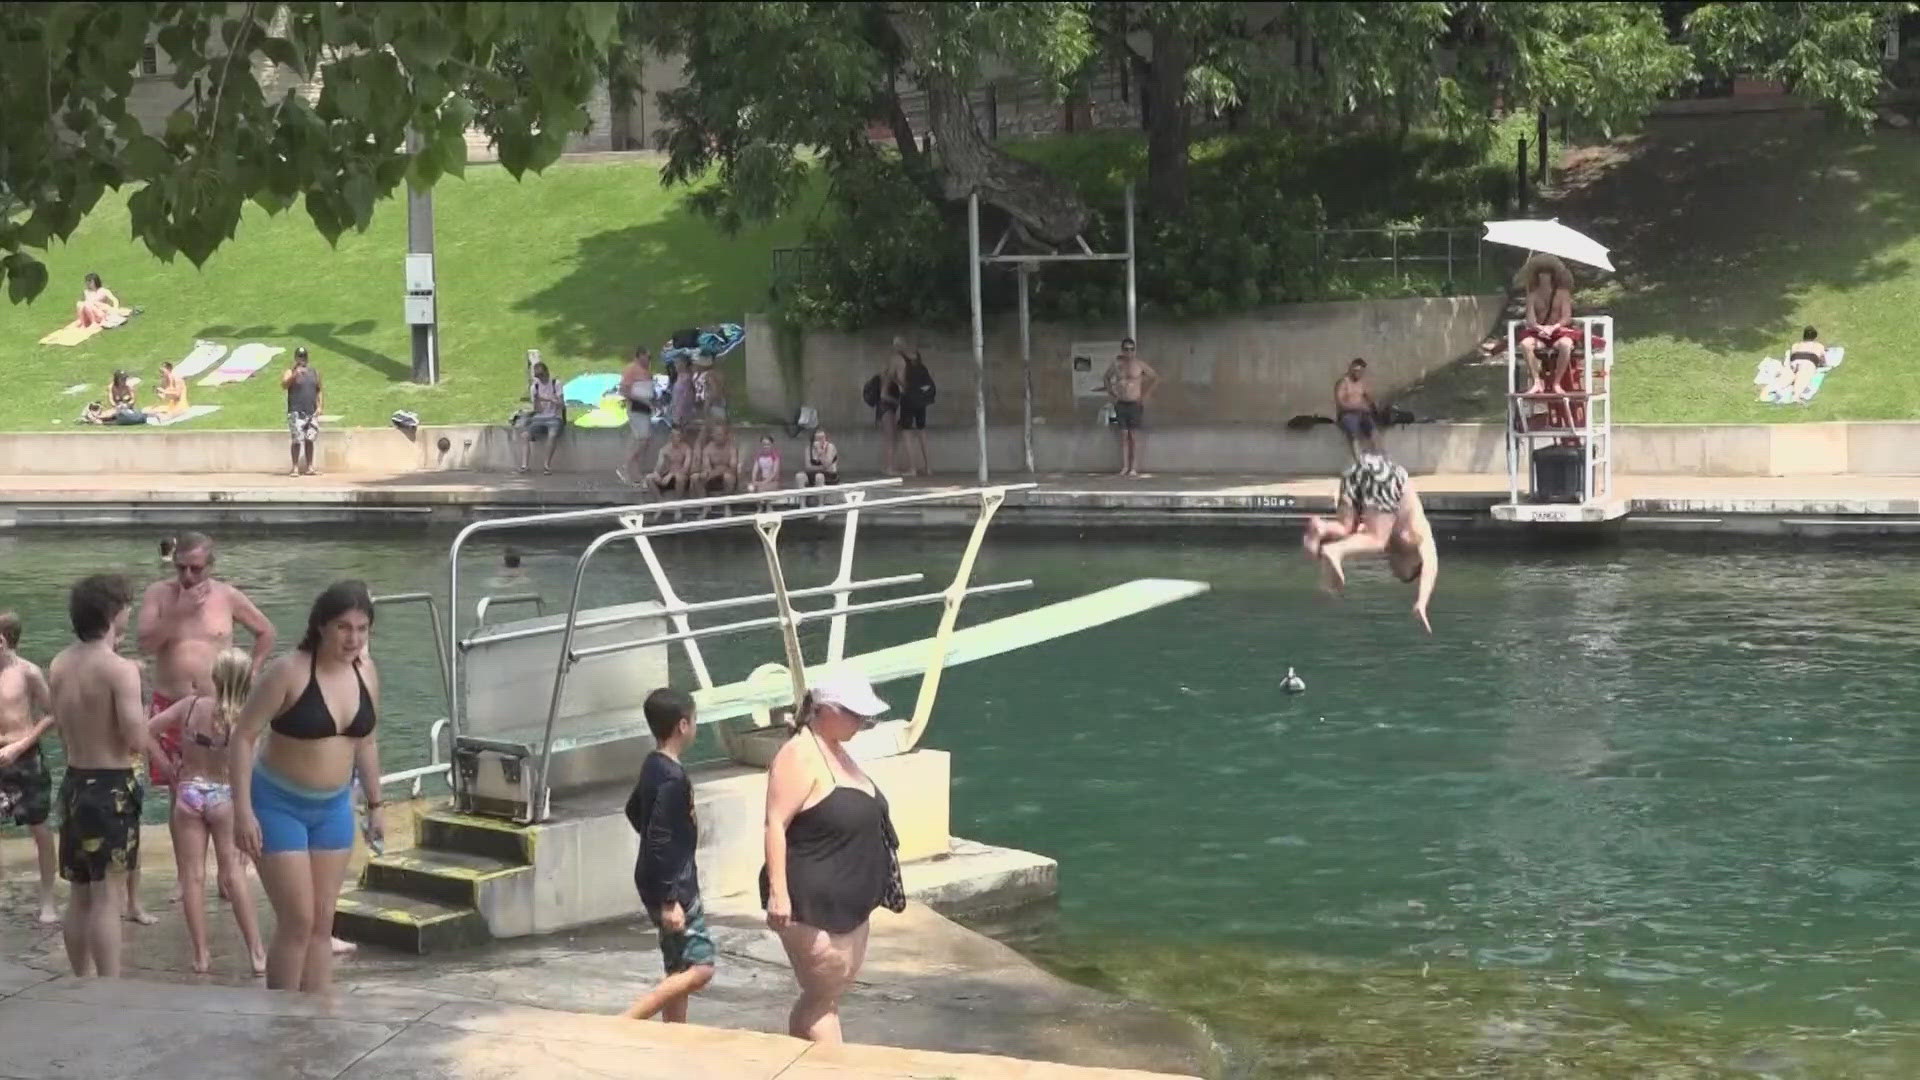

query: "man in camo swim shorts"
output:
1301 451 1439 633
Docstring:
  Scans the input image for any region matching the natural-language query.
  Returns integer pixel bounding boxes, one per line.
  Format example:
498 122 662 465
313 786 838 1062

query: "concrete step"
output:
334 886 492 954
415 807 536 864
361 847 529 910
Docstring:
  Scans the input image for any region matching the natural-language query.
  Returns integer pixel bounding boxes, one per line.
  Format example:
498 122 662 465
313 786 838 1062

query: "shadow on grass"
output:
194 318 406 381
510 199 771 361
1552 111 1920 356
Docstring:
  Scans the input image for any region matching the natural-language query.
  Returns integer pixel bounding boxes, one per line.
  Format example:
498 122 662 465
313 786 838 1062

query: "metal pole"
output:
1123 183 1138 341
1018 264 1034 474
405 128 438 385
969 191 988 484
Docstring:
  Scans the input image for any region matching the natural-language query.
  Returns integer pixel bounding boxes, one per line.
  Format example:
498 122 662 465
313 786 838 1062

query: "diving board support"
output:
621 515 715 690
753 514 811 723
907 487 1007 752
827 490 867 664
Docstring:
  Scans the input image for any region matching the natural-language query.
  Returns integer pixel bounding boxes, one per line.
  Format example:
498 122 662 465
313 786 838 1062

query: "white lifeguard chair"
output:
1492 314 1628 523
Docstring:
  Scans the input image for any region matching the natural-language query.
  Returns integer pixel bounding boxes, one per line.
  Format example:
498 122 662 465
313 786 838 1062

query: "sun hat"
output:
806 669 888 720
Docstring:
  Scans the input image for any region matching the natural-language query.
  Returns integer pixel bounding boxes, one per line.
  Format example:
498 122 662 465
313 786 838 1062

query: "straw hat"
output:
1515 252 1574 292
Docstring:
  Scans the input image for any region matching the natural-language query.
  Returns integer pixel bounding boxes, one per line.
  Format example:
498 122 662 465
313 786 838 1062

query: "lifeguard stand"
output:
1492 314 1628 523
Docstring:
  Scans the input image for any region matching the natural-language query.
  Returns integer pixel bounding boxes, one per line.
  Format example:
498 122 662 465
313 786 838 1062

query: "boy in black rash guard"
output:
620 688 715 1021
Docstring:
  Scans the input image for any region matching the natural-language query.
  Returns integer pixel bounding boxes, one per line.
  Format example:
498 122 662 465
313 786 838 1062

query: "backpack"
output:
902 356 936 408
862 374 882 408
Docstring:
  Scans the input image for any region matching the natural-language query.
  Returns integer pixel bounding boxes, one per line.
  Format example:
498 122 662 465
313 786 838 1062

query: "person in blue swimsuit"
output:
232 580 383 993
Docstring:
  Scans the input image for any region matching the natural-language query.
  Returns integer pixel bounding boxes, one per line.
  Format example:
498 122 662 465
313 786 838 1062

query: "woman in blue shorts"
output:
232 580 383 993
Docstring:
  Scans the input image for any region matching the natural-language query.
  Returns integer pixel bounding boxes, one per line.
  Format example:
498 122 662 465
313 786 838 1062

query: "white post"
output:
825 490 866 663
1124 184 1138 342
1018 264 1034 474
969 192 989 484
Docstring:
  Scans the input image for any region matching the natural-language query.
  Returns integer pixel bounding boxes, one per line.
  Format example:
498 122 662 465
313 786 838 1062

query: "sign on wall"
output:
1070 341 1124 399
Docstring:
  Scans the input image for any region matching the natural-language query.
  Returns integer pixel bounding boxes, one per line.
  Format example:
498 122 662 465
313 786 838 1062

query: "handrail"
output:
444 478 903 753
567 579 1034 662
475 593 544 626
527 483 1034 820
459 573 926 652
371 592 452 717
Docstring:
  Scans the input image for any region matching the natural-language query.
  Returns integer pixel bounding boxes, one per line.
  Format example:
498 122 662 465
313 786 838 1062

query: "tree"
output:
1 2 620 303
643 1 1096 242
1685 1 1916 123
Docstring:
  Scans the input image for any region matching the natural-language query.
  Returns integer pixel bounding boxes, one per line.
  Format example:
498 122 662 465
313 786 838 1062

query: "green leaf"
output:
259 35 307 78
122 135 173 180
4 254 50 305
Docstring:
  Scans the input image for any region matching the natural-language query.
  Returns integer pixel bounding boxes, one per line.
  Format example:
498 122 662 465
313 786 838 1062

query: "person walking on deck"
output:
0 611 60 924
621 688 716 1022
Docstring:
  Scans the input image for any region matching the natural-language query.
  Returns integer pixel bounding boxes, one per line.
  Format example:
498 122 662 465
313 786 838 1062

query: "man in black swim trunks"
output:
1333 358 1378 462
1302 452 1439 633
48 574 149 977
1102 338 1159 477
0 611 59 924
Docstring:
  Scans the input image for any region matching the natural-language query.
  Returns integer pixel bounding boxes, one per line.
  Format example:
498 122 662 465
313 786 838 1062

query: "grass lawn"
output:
0 158 806 433
1400 111 1920 423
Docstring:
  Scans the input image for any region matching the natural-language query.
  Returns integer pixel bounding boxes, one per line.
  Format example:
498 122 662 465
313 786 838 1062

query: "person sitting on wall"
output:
1333 358 1378 462
1516 254 1577 395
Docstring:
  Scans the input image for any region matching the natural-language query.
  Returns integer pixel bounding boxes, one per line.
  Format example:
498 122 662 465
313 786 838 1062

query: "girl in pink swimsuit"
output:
147 648 268 974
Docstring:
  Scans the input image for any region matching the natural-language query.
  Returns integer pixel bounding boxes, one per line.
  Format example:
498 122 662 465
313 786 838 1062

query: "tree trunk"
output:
889 13 1089 243
883 74 945 206
1145 19 1192 217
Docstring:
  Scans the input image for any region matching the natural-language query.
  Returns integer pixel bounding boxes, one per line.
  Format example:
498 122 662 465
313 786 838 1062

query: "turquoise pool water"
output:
4 526 1919 1074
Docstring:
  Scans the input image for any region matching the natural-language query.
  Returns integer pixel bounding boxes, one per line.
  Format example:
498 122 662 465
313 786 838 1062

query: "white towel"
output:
201 343 283 386
173 339 228 379
146 405 222 426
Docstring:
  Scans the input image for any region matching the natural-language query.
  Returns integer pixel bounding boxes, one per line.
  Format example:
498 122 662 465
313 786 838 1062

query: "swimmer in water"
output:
1301 451 1438 633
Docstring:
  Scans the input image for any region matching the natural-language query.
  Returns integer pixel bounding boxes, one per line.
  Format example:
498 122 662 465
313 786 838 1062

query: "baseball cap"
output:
807 669 888 721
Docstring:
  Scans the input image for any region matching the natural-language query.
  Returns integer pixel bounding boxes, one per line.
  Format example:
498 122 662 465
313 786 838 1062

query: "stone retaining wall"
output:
7 420 1920 478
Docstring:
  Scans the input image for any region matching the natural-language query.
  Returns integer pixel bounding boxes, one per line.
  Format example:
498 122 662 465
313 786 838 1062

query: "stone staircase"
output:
333 808 533 954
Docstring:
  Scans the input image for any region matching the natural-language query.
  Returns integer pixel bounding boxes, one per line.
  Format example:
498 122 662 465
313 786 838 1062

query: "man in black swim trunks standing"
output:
1103 338 1158 477
0 611 59 924
1333 358 1378 462
48 574 149 977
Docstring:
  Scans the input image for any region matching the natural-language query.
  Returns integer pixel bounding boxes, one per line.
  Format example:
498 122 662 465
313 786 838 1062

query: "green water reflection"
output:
3 526 1919 1074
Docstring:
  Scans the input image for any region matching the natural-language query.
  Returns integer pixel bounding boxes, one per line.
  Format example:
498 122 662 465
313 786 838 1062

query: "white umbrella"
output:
1482 219 1614 273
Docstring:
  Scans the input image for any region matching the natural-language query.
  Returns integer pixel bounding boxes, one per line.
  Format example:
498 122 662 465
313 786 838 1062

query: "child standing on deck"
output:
621 688 715 1021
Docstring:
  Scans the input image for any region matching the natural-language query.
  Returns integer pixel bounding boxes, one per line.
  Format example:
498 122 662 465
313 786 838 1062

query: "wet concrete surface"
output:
0 805 1213 1078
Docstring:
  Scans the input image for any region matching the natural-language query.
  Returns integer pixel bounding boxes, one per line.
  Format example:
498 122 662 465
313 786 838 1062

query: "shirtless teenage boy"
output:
135 532 274 915
0 612 60 923
1301 452 1439 633
1102 338 1159 477
692 424 739 496
647 429 694 501
50 574 148 977
1333 358 1378 462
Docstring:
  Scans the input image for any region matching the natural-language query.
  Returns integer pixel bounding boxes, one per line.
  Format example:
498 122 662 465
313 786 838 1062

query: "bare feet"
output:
331 936 357 956
191 951 212 974
251 948 269 975
36 902 58 925
126 908 158 926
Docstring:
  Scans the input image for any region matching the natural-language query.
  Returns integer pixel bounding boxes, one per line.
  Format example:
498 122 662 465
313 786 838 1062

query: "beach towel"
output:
173 339 228 379
40 322 103 347
201 343 283 386
60 383 91 396
561 372 622 406
661 322 745 365
573 395 628 428
146 405 222 426
1757 346 1844 404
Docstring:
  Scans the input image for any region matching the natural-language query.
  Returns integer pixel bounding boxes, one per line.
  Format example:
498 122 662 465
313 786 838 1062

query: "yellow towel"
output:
40 321 103 347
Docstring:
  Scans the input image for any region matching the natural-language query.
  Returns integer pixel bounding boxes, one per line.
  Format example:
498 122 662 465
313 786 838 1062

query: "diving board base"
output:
1492 498 1628 524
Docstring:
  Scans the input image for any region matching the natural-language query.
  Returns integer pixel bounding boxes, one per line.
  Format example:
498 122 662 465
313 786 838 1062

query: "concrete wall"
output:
10 420 1920 479
752 295 1505 429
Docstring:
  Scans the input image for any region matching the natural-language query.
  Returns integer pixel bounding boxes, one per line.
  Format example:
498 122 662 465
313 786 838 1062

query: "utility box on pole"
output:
405 128 439 385
404 254 436 326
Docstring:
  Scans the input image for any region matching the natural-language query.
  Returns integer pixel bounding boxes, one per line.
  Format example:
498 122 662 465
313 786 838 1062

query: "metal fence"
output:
1310 226 1494 287
770 246 822 299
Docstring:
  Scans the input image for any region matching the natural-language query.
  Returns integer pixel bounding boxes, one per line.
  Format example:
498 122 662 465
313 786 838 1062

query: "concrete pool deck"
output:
0 808 1210 1079
1 469 1919 534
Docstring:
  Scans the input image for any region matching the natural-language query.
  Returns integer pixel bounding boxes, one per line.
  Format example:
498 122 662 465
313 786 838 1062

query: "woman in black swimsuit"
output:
232 580 383 993
762 671 901 1044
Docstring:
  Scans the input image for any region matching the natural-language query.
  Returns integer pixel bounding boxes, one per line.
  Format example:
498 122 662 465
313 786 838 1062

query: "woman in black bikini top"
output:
761 671 902 1044
231 580 383 995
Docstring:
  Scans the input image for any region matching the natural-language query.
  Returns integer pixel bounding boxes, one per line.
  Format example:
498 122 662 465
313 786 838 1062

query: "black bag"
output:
879 811 907 914
902 357 936 408
862 374 882 408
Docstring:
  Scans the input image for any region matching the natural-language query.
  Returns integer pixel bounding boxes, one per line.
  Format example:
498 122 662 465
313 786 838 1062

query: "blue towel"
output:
561 372 621 405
